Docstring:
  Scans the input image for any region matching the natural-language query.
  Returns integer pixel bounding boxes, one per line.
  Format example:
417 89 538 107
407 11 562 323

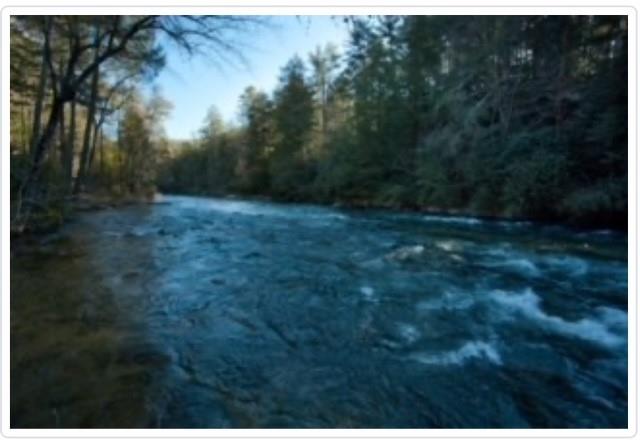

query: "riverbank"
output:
9 192 161 241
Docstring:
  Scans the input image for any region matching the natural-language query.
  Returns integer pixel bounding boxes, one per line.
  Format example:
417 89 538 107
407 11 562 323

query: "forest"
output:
8 14 631 430
10 15 628 232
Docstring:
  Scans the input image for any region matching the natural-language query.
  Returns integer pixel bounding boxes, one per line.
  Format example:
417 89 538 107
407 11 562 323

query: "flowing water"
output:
10 195 628 428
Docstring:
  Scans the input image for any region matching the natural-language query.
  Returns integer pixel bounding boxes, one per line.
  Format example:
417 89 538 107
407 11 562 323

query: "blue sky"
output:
155 16 351 140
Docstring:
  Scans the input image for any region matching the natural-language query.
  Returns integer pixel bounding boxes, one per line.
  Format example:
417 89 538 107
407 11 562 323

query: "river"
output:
10 195 628 428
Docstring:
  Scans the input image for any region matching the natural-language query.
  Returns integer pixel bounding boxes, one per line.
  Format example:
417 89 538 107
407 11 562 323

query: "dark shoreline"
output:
159 190 629 235
9 193 159 243
10 190 627 249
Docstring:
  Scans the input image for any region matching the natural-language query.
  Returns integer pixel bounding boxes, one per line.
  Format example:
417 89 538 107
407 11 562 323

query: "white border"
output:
1 2 637 439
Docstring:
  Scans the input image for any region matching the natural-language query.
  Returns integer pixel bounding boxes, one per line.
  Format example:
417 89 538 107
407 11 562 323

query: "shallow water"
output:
10 195 628 428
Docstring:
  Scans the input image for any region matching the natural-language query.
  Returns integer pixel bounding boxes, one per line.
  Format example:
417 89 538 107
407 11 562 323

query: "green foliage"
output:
503 150 570 218
560 178 627 227
237 87 274 193
159 15 627 229
269 56 316 199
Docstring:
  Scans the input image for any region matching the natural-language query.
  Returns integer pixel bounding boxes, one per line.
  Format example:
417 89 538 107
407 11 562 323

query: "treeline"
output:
159 16 628 229
10 15 259 232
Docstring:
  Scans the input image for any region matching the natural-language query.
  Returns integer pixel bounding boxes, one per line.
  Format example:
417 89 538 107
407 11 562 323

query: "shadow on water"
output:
10 195 628 428
11 207 164 428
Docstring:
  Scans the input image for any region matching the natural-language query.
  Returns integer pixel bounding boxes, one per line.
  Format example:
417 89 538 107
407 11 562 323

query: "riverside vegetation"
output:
10 16 628 233
158 16 628 230
9 15 629 429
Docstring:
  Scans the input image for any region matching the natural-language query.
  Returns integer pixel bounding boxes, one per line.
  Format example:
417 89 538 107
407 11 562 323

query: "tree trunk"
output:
321 81 328 139
74 30 101 195
73 66 99 195
58 101 66 169
117 113 124 194
89 119 100 171
20 105 28 153
29 41 49 157
98 127 105 184
64 98 77 193
14 15 158 227
15 94 64 224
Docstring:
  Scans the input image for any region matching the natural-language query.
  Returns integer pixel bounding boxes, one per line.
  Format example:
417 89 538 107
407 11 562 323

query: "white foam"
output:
359 286 375 298
489 288 626 348
596 306 628 329
359 285 380 304
483 257 541 277
423 215 482 225
506 258 540 276
397 323 421 344
384 245 425 261
128 227 151 237
175 196 348 223
543 255 589 276
481 246 542 277
435 240 463 252
405 245 425 255
308 212 349 223
411 341 502 366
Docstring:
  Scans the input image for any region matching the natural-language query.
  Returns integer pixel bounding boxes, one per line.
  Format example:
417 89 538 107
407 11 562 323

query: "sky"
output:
154 16 351 140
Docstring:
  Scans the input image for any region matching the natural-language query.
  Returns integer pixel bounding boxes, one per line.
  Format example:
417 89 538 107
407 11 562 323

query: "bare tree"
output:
73 23 103 195
14 15 265 226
